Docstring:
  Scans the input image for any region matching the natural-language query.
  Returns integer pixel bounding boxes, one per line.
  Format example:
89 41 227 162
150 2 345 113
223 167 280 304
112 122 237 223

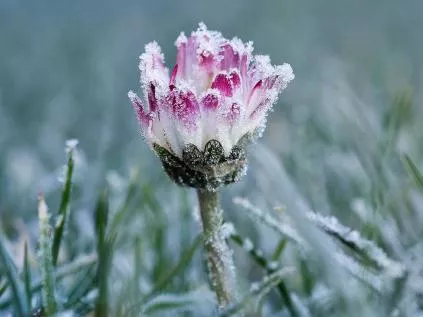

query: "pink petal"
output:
229 71 241 89
219 43 240 70
167 89 200 130
147 83 158 112
139 42 169 87
128 91 152 128
211 73 233 97
201 92 219 110
263 75 278 89
176 39 186 79
247 80 263 104
170 64 178 87
225 103 241 123
249 98 271 120
264 64 295 90
198 51 215 71
240 54 248 79
176 36 198 80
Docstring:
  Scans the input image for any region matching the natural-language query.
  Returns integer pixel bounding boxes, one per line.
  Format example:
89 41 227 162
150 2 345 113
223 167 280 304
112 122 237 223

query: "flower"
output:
129 23 294 189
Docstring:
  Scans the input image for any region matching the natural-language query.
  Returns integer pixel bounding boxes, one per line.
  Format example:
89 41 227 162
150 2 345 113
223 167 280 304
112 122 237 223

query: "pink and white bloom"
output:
129 23 294 159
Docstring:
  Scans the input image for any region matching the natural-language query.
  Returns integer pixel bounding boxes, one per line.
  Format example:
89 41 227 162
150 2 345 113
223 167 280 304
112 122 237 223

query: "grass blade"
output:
403 154 423 191
230 231 297 316
0 254 97 309
219 267 295 317
108 170 139 237
125 235 202 316
65 265 96 308
38 195 57 316
0 238 28 315
142 293 196 315
272 239 287 261
150 234 202 295
141 287 214 316
94 189 114 317
23 241 32 309
52 146 75 266
0 280 7 298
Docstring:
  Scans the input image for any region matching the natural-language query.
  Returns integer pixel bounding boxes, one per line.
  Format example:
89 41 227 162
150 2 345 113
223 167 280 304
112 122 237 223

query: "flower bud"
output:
129 23 294 189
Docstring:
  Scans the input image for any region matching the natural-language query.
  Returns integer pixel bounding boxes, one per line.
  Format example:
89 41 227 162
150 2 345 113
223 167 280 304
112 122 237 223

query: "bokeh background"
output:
1 1 423 316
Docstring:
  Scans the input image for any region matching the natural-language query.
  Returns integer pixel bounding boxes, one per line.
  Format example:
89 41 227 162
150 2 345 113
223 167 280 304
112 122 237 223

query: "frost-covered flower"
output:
129 23 294 189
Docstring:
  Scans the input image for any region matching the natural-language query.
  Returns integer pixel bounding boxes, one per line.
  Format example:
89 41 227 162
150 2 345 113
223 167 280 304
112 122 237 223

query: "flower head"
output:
129 23 294 189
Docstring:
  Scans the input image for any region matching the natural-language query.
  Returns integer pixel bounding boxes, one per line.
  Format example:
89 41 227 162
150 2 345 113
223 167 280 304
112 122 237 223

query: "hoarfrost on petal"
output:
129 23 294 188
139 41 170 97
175 32 187 47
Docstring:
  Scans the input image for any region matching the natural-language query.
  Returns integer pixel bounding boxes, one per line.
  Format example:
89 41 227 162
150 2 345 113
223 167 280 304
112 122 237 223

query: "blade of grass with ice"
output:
218 267 295 317
94 189 115 317
0 254 96 309
52 142 75 266
306 211 405 278
64 262 97 310
150 234 201 295
108 169 139 237
233 197 304 245
38 195 57 316
229 228 297 316
125 234 203 315
0 238 28 315
141 287 214 316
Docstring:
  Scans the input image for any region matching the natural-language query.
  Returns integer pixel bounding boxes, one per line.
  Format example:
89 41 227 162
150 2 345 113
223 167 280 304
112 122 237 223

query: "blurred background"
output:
1 0 423 316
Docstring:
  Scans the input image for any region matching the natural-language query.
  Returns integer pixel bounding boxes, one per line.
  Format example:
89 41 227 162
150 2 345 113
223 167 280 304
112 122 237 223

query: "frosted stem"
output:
38 195 57 316
197 189 237 310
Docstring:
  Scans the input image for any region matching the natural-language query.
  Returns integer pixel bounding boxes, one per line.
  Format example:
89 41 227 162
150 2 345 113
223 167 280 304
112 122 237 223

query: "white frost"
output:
233 197 305 246
307 211 405 279
221 222 236 239
65 138 78 154
242 238 254 252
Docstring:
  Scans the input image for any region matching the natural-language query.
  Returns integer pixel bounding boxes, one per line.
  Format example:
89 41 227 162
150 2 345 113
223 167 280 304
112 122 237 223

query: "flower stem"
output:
197 189 237 310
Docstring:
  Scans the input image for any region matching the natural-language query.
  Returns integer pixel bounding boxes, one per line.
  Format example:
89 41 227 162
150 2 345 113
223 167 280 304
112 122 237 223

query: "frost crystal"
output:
65 138 78 154
221 222 235 239
307 211 405 278
233 197 305 245
250 282 260 293
242 238 254 252
267 261 279 270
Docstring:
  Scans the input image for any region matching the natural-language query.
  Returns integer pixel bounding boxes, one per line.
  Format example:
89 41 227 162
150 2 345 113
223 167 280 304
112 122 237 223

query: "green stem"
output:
197 189 237 310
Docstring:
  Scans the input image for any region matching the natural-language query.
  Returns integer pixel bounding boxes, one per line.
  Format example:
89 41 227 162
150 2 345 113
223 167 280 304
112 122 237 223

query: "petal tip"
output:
128 91 150 126
128 90 137 100
144 41 162 55
175 32 187 47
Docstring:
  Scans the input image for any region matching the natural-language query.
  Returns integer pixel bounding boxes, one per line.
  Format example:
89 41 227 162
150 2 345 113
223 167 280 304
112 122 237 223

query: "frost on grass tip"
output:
129 23 294 189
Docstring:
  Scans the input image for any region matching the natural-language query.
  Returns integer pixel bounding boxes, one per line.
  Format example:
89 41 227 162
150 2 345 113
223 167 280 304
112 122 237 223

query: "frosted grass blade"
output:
0 238 28 316
52 147 75 266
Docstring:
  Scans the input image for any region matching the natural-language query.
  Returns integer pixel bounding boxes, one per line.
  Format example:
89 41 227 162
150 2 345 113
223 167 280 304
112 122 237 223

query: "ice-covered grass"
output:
1 110 422 316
